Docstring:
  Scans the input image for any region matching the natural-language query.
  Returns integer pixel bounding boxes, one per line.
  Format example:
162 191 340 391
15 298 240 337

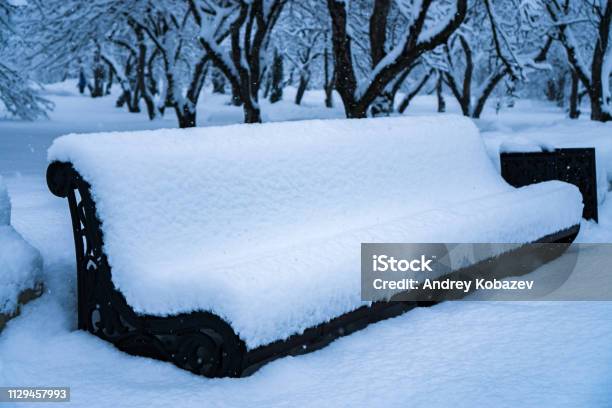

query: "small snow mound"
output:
499 137 556 154
0 176 43 316
0 226 43 315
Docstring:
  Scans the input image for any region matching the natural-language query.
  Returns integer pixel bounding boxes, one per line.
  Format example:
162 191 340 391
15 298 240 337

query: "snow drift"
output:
48 115 583 348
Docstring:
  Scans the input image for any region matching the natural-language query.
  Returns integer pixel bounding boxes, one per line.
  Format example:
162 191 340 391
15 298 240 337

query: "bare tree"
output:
323 38 335 108
437 0 548 118
102 20 158 118
211 68 226 93
25 0 133 97
277 0 328 106
435 71 446 112
28 0 213 127
544 0 611 122
396 64 434 113
190 0 287 123
284 30 323 105
269 47 284 103
326 0 467 118
132 1 220 127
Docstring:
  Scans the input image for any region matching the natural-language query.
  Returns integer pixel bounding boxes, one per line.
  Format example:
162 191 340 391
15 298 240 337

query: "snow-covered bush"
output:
0 175 43 322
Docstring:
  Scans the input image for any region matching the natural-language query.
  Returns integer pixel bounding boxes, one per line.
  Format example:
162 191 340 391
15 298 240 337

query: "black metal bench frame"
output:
501 148 598 221
47 161 580 378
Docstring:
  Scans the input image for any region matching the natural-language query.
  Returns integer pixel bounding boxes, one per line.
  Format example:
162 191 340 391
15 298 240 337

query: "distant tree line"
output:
0 0 50 120
1 0 611 124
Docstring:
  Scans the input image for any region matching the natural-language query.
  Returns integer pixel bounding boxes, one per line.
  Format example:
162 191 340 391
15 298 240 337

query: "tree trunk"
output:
398 70 433 113
78 69 87 94
128 75 141 113
269 85 282 104
327 0 359 117
589 91 612 122
443 36 473 117
295 75 309 105
147 51 159 96
132 26 150 115
269 49 284 104
91 64 105 98
142 94 157 120
105 69 113 95
324 85 334 108
230 82 243 106
116 92 127 108
243 102 262 123
212 69 226 94
589 2 612 122
569 69 581 119
323 46 334 108
127 97 140 113
436 77 446 113
263 76 271 99
176 106 197 128
90 45 106 98
346 104 367 118
367 0 393 118
472 70 507 118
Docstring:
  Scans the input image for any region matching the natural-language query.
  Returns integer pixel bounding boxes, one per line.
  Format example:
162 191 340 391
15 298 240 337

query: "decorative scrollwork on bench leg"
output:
47 162 246 378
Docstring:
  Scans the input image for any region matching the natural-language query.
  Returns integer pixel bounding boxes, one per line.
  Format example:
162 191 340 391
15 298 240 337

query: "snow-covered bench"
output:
46 116 582 377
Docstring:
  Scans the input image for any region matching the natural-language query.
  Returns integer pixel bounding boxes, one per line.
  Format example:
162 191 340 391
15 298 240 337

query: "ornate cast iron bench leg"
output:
47 162 246 377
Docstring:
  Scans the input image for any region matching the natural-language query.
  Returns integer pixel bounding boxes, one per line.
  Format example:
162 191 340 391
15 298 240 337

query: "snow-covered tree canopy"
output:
432 0 551 118
540 0 611 121
325 0 468 118
189 0 287 123
3 0 610 124
0 0 49 120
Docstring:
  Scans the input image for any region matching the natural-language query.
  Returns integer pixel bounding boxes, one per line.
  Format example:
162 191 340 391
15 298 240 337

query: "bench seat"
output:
84 182 579 350
47 115 582 375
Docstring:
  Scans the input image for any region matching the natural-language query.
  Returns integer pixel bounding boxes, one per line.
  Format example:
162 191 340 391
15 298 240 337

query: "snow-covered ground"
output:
0 82 611 407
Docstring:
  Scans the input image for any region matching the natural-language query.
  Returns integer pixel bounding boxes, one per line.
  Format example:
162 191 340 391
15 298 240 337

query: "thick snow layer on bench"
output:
0 176 43 314
48 116 583 348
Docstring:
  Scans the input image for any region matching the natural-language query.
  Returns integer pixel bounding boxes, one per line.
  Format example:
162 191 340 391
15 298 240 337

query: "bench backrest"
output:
48 116 507 267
